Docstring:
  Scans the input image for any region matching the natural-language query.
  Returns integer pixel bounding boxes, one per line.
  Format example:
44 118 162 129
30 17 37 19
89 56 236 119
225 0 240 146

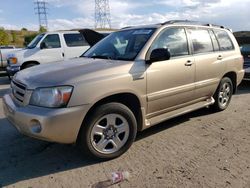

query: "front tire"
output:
212 77 233 111
78 103 137 160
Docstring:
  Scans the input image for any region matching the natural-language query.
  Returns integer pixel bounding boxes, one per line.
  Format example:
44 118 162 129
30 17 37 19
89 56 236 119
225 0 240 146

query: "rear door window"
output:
214 30 234 51
188 29 213 54
64 33 89 47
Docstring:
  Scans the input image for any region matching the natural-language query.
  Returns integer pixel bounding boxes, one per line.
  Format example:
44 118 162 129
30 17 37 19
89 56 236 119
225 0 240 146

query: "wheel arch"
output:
20 61 40 70
79 93 143 139
222 71 237 94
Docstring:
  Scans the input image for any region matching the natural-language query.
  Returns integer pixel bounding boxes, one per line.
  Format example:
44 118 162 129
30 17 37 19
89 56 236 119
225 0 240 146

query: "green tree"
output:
39 26 47 33
21 28 28 31
0 28 10 45
11 31 17 43
23 33 38 47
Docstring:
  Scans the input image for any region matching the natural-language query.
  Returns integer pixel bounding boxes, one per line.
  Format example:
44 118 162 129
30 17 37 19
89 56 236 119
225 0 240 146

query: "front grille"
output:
11 80 26 103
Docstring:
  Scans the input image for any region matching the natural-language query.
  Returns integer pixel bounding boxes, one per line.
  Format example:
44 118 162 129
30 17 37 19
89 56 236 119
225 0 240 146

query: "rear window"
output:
64 33 89 47
188 29 213 54
214 30 234 51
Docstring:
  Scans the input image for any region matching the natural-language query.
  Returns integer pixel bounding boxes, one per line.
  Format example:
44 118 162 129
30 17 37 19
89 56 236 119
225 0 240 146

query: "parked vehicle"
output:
0 46 21 71
3 20 244 160
0 45 16 49
234 32 250 80
6 29 109 76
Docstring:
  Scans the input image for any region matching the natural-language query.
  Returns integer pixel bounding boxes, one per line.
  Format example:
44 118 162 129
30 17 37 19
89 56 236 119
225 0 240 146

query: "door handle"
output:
217 55 223 60
185 60 193 66
62 52 65 57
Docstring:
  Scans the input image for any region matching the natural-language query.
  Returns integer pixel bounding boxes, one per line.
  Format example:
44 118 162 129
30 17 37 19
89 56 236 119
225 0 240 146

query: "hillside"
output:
5 29 38 48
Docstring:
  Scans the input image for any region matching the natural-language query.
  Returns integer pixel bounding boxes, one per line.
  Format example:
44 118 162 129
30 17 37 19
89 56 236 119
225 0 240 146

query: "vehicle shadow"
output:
0 106 214 187
136 107 212 141
0 76 10 85
0 80 248 186
0 88 10 98
236 80 250 95
0 117 97 187
0 72 8 78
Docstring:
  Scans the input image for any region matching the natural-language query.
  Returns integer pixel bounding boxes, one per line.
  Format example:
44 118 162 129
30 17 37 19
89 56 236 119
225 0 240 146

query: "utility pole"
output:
34 0 48 30
95 0 111 29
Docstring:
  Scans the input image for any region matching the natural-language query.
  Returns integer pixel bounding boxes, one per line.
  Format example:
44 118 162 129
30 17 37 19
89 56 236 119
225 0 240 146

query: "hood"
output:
1 48 24 58
8 48 30 60
14 57 131 89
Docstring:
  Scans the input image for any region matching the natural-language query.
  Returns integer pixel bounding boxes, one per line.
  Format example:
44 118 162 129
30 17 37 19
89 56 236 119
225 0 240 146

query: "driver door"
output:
38 34 64 63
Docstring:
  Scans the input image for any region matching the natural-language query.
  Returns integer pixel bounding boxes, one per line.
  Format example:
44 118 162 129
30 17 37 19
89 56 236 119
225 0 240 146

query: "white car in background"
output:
6 29 110 76
0 46 21 72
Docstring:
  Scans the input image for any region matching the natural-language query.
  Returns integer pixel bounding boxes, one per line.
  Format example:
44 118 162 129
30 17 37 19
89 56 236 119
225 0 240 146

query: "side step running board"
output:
145 98 215 128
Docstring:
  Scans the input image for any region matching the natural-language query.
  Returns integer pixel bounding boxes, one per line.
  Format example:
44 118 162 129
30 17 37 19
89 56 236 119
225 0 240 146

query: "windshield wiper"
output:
116 57 131 61
90 55 112 60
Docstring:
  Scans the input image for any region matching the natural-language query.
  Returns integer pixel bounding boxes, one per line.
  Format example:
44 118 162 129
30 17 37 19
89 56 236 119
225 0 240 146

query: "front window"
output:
149 28 189 57
41 34 61 48
27 34 45 49
83 28 156 61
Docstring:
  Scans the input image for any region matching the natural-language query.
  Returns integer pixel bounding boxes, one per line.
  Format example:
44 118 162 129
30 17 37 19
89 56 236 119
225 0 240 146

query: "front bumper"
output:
3 94 89 144
6 65 20 76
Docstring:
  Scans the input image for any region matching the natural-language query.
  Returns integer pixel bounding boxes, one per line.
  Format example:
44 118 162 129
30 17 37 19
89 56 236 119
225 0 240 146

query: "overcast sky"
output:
0 0 249 32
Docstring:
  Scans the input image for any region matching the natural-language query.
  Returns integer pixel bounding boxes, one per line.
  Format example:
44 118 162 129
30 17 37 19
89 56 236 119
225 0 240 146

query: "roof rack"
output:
162 20 226 29
121 26 132 30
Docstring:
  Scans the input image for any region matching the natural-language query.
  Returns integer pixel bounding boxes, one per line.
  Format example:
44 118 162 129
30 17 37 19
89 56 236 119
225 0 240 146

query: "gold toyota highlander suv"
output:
3 20 244 159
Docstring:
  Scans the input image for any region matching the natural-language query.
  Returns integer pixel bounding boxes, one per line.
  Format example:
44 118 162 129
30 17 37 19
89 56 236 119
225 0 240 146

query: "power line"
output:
34 0 48 29
95 0 111 29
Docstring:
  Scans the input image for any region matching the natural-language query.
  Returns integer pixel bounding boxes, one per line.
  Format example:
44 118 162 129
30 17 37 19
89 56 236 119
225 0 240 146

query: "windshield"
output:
240 44 250 53
27 34 45 49
83 28 156 61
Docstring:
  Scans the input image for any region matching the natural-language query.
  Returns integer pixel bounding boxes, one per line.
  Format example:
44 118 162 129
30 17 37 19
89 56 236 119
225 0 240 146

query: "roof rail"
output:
162 20 227 29
162 20 202 25
121 26 132 30
204 23 224 29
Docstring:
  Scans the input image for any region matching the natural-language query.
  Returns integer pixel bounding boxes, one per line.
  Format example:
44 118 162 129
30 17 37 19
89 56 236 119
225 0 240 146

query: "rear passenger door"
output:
63 33 90 59
146 27 196 115
187 28 227 99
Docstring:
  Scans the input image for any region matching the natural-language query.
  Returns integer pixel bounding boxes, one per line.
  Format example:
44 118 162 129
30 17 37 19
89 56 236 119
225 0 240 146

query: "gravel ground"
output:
0 76 250 188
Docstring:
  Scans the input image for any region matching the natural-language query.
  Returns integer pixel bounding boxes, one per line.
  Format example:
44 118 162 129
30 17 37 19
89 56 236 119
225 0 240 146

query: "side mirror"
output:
148 48 171 63
40 42 47 49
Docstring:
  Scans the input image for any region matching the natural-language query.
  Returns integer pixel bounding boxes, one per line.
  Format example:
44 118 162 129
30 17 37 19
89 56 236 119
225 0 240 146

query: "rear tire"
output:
77 102 137 160
211 77 233 111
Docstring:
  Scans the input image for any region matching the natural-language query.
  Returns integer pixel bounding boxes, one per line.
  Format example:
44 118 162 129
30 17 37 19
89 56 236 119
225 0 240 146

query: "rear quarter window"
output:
214 30 234 51
64 33 89 47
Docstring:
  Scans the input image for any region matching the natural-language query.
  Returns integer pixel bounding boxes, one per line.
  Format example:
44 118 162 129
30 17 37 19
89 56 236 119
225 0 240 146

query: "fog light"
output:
30 120 42 133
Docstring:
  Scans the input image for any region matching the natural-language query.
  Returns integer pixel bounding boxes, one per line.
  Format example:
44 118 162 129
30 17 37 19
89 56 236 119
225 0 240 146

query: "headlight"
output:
8 57 18 64
30 86 73 108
